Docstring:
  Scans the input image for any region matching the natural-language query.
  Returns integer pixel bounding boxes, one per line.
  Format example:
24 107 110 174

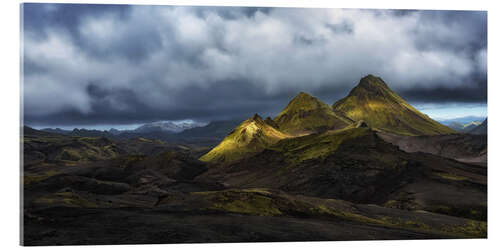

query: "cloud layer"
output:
22 4 487 126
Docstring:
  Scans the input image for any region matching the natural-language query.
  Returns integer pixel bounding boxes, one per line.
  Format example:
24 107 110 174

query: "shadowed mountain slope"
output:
332 75 456 136
273 92 352 135
199 114 292 163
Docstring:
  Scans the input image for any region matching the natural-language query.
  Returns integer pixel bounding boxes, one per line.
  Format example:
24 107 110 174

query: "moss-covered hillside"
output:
270 125 370 164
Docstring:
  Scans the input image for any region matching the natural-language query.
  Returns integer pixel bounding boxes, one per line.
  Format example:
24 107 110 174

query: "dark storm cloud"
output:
21 4 487 127
398 67 487 104
400 86 486 104
26 79 289 125
22 4 131 40
411 10 487 54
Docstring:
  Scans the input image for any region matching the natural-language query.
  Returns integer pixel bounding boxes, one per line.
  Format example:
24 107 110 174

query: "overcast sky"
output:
22 4 487 129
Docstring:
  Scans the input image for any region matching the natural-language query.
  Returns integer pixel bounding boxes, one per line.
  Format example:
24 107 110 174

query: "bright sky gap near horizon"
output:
22 4 487 130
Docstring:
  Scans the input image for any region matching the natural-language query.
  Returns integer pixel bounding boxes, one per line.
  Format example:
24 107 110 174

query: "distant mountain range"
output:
469 118 487 135
38 119 241 148
438 116 486 125
446 121 481 132
437 116 485 133
436 116 486 134
133 120 206 133
42 120 206 136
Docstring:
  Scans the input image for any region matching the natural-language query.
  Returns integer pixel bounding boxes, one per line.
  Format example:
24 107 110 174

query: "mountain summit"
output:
200 113 291 163
273 92 351 135
332 75 455 136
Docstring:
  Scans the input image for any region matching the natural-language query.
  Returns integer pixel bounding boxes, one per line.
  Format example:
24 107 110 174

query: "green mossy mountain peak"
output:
281 92 327 111
352 75 391 95
200 114 292 163
273 92 351 135
333 75 455 136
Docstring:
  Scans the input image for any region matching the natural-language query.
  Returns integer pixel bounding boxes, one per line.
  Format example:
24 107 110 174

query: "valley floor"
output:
23 206 476 245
